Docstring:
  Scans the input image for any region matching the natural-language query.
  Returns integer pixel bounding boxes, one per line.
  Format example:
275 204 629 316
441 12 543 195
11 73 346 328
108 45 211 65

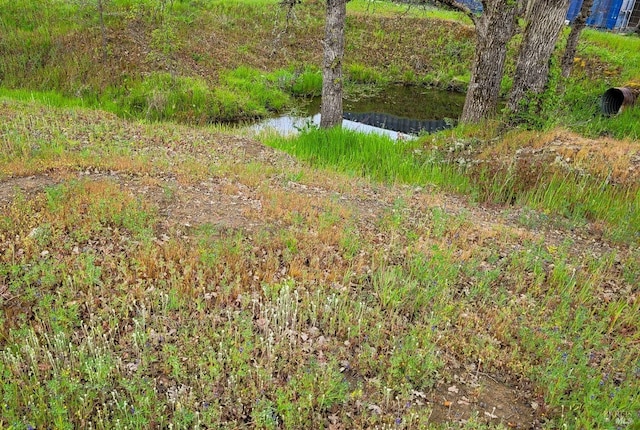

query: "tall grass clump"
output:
268 67 323 97
221 66 291 112
117 67 291 123
347 63 386 85
118 72 213 122
469 158 640 243
264 127 472 192
290 68 323 97
526 173 640 242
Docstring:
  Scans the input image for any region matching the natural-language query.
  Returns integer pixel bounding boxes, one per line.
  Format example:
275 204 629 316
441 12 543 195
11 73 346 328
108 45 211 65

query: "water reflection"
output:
250 86 465 140
310 86 465 121
342 112 450 134
252 113 415 140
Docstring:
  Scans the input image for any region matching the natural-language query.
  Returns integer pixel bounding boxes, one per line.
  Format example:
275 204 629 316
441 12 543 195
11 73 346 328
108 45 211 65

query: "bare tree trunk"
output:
560 0 593 79
320 0 346 129
507 0 570 113
460 0 521 123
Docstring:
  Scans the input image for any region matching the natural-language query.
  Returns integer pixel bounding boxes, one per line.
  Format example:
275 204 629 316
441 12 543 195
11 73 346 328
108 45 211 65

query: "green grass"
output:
523 173 640 242
0 99 638 429
1 2 640 427
525 28 640 138
116 68 291 123
264 126 473 191
266 126 639 244
0 65 295 124
0 87 92 109
468 157 640 243
347 0 472 23
580 29 640 82
554 79 640 139
346 63 387 85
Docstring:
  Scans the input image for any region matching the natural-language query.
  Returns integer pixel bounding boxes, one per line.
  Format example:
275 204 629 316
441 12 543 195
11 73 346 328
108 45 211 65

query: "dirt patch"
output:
0 175 58 206
428 372 540 429
128 175 266 231
1 111 635 429
0 166 385 236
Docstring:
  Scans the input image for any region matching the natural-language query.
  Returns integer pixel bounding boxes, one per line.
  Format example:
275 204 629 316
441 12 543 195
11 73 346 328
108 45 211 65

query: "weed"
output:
1 4 639 428
264 126 471 190
387 328 442 390
275 358 349 427
347 63 385 84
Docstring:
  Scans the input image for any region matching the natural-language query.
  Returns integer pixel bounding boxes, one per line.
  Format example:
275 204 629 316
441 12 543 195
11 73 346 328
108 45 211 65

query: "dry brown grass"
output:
476 128 640 186
1 97 638 429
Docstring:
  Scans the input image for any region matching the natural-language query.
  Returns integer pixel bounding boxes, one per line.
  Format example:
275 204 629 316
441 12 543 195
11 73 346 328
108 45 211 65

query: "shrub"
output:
118 67 291 123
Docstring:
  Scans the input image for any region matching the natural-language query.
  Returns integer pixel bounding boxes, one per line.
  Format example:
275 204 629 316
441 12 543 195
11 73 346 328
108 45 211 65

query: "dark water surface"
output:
308 85 465 120
251 85 466 139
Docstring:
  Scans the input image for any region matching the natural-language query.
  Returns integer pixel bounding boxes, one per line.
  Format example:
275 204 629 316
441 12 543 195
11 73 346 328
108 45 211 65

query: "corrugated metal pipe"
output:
601 85 640 115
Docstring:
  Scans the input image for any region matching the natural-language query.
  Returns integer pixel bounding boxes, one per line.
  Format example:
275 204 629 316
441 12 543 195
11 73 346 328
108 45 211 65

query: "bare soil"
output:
2 121 637 428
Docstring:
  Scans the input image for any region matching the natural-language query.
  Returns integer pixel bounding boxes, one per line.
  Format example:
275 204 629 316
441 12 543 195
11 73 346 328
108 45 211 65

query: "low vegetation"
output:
1 0 639 136
266 126 639 244
1 0 472 125
1 0 639 428
1 98 638 429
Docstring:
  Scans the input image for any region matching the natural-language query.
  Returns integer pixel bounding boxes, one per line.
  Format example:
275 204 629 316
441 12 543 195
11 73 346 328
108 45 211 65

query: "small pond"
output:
250 85 465 139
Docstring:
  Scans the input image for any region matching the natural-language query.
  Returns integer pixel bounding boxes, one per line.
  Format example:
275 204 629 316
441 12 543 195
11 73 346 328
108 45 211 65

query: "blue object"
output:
567 0 586 22
586 0 625 29
454 0 483 13
471 0 635 30
614 0 638 29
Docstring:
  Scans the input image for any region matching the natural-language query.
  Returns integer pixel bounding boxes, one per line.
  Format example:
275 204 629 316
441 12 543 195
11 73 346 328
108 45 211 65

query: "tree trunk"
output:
460 0 521 123
320 0 347 129
560 0 593 79
507 0 570 113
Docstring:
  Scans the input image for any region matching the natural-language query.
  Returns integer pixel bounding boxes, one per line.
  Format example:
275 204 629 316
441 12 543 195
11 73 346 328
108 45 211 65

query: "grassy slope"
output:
1 99 639 429
2 0 639 138
1 0 639 136
0 0 474 93
0 0 639 428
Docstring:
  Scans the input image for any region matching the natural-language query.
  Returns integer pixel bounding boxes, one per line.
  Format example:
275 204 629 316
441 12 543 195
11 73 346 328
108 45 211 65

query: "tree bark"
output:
560 0 593 79
507 0 570 113
460 0 521 123
320 0 347 129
